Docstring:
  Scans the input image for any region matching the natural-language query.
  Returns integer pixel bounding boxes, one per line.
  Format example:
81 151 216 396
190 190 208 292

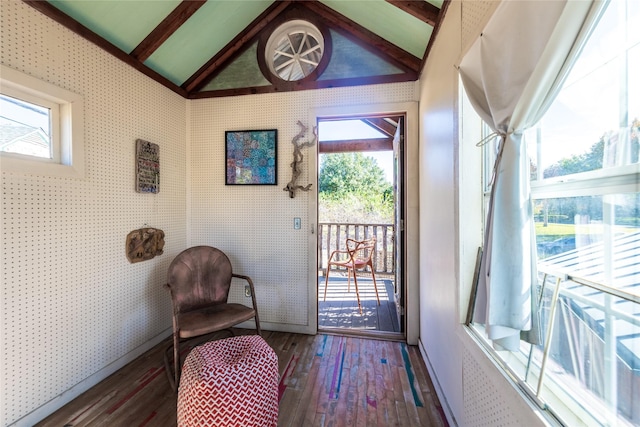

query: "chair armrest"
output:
232 273 252 282
327 248 349 262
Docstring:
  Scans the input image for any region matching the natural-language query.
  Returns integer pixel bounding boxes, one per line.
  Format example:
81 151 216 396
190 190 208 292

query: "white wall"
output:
417 1 549 426
0 1 186 425
0 0 560 425
0 2 419 424
188 84 418 335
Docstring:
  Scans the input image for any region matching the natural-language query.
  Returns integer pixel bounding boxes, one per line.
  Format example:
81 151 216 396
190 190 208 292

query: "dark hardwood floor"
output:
36 329 448 426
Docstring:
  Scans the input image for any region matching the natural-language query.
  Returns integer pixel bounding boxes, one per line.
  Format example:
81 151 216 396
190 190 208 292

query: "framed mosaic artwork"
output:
225 129 277 185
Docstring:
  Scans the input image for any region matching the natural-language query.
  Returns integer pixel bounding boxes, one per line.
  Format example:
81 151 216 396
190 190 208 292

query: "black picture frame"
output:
225 129 277 185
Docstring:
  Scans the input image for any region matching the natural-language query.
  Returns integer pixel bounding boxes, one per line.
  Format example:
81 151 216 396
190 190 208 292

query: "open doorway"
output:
316 114 405 338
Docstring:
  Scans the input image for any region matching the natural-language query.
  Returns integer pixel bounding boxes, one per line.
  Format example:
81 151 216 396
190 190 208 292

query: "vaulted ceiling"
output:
24 0 450 99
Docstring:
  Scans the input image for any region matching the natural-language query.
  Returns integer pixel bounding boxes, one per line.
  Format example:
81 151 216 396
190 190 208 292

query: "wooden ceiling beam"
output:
183 0 292 93
362 118 398 137
385 0 440 27
131 0 207 62
419 0 451 76
300 1 420 73
189 72 416 99
22 0 188 97
319 138 393 153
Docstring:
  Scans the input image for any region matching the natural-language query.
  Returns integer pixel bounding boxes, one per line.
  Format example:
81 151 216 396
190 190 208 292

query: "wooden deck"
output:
319 275 400 334
35 330 448 426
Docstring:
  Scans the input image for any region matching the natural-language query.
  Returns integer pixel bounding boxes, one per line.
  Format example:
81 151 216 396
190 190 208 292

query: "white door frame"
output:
308 101 419 344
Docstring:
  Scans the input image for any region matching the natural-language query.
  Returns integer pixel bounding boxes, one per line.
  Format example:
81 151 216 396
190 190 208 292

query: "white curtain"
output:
459 0 608 350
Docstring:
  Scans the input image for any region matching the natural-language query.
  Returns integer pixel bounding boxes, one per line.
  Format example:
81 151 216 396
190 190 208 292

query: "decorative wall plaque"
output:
136 139 159 193
126 227 165 263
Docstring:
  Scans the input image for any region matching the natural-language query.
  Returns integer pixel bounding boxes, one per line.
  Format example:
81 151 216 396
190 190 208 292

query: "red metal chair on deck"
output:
323 237 380 314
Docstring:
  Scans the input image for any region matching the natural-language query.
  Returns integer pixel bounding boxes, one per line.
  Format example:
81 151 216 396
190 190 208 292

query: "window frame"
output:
466 1 639 424
0 65 84 178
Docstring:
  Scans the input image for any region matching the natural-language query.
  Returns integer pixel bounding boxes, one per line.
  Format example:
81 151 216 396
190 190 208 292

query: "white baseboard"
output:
418 338 458 427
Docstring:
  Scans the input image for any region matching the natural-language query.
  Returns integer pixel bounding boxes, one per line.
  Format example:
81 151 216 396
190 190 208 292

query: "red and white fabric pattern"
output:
177 335 279 427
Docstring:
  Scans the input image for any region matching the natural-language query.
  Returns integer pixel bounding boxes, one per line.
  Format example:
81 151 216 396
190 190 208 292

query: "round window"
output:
265 20 324 82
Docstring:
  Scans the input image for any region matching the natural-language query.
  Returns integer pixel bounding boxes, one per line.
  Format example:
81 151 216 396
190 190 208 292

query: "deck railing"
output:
317 222 395 275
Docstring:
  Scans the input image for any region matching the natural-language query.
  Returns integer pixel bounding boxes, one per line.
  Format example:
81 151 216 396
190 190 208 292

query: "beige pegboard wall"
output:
1 1 187 424
189 82 416 327
463 348 532 426
461 1 500 57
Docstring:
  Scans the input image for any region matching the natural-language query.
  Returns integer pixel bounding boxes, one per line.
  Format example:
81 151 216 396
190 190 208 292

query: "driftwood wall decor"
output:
126 227 165 263
283 121 316 198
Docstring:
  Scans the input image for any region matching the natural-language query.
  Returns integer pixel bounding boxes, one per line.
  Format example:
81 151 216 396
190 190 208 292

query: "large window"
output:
472 2 639 426
0 65 84 177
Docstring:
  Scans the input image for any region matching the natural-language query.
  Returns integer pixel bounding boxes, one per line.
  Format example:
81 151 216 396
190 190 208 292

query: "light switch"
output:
294 217 301 229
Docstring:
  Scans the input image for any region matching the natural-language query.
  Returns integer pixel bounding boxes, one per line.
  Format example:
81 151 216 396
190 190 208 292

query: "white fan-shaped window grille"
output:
265 20 324 81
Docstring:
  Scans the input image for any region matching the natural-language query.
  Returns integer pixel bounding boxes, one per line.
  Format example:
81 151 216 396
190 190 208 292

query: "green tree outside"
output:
318 152 393 223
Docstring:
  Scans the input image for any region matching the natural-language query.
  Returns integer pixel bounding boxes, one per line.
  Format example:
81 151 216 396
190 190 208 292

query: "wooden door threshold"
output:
318 326 405 342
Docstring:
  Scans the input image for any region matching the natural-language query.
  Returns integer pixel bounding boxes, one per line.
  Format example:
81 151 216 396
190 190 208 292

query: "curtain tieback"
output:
477 131 509 186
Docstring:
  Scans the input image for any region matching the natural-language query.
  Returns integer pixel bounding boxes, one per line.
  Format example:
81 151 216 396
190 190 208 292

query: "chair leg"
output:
323 267 331 301
255 313 262 336
173 332 180 392
163 331 181 393
163 344 176 392
370 267 380 305
352 269 362 314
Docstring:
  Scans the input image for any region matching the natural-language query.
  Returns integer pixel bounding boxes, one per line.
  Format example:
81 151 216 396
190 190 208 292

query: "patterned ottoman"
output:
177 335 279 427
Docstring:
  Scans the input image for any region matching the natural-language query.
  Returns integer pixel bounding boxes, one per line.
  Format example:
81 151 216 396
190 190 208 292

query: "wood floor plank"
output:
355 338 369 426
305 342 329 424
332 336 353 427
408 345 447 427
398 361 422 426
391 365 411 427
35 330 448 427
314 351 331 419
365 338 379 426
292 356 321 426
376 342 394 425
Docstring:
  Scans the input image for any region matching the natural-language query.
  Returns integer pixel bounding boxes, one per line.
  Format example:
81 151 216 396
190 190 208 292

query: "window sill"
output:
465 324 606 427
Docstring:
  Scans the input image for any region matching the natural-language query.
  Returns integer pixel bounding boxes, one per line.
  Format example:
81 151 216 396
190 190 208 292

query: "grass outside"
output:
535 222 639 242
536 222 577 238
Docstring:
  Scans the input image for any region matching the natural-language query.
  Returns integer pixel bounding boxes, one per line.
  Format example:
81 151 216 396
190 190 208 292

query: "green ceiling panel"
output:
200 43 270 92
320 0 433 58
144 0 273 86
48 0 181 53
319 30 403 80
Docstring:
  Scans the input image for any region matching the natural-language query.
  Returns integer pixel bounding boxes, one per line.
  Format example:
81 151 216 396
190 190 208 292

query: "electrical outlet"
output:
294 217 301 229
244 285 251 297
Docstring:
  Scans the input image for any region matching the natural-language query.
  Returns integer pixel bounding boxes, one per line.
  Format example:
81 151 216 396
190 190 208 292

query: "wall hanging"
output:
126 227 165 263
225 129 277 185
283 121 316 198
136 139 159 193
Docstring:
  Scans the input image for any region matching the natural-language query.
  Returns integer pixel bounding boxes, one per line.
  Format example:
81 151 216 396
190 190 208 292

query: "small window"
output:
1 89 58 161
264 20 324 82
0 65 84 178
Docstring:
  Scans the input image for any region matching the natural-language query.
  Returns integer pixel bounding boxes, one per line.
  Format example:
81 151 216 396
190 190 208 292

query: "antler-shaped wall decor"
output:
283 121 316 198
